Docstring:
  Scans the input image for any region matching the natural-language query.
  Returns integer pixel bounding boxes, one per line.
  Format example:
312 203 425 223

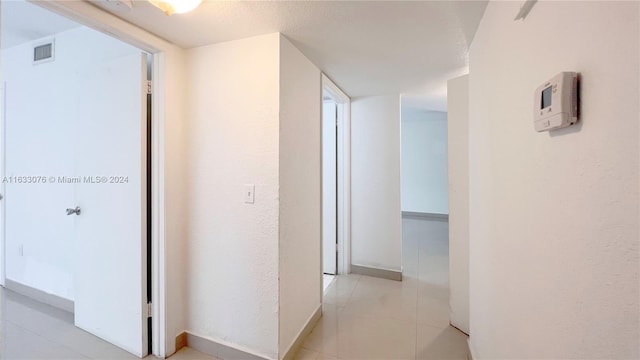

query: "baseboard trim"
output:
450 323 469 336
5 279 74 313
176 305 321 360
467 338 476 360
402 211 449 221
175 332 188 353
175 331 272 360
282 305 322 360
351 264 402 281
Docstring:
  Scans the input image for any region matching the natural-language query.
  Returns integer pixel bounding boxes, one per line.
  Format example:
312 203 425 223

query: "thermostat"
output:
534 72 579 132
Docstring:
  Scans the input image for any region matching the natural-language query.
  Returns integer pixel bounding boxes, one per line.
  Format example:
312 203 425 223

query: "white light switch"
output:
244 184 255 204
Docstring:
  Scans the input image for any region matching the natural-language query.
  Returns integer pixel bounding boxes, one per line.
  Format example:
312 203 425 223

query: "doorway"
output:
399 95 453 329
1 1 151 357
321 75 351 290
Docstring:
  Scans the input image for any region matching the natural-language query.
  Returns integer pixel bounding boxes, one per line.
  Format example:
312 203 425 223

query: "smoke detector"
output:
102 0 133 11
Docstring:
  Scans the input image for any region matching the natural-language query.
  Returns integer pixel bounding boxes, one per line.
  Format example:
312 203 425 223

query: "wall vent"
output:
33 39 55 65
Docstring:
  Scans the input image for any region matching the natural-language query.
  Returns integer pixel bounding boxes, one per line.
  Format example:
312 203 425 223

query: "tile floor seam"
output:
4 218 463 360
415 236 422 360
346 275 361 303
5 310 95 358
5 318 91 359
338 275 361 359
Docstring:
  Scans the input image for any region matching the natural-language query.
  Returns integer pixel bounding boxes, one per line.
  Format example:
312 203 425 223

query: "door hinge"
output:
147 302 152 318
146 80 152 95
336 243 339 253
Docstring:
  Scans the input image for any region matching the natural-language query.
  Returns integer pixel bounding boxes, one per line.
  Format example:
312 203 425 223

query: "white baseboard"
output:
176 331 272 360
351 264 402 281
402 211 449 221
467 338 477 360
5 279 74 313
177 305 322 360
282 305 322 360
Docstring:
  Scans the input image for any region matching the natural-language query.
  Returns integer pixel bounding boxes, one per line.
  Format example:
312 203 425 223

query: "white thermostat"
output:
534 72 579 132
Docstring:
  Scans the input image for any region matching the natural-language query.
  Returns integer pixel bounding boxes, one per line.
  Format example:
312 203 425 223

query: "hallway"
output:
0 216 464 360
297 216 467 359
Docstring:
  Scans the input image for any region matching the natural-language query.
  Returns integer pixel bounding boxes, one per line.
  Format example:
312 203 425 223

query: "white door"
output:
72 53 148 357
322 101 337 275
4 76 77 299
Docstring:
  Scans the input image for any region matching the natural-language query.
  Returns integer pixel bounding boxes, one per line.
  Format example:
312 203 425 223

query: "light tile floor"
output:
296 217 468 360
323 275 336 293
0 287 217 359
0 217 464 360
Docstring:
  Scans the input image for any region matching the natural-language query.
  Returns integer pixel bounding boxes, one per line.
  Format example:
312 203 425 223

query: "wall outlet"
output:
18 244 23 256
244 184 255 204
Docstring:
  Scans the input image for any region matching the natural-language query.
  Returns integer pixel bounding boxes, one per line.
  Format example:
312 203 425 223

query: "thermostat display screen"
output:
541 86 552 109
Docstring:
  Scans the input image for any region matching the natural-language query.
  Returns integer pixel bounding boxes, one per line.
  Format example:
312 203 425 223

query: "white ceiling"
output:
1 0 80 49
91 0 488 111
2 0 488 111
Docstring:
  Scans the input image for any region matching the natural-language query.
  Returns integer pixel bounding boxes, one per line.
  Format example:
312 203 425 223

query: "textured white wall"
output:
278 35 322 357
468 2 639 358
447 75 469 334
351 95 402 272
162 46 189 357
185 34 281 359
401 108 449 214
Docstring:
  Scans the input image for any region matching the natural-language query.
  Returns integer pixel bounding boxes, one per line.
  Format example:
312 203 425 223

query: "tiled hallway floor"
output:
296 216 468 360
0 216 464 360
0 287 216 360
323 275 336 293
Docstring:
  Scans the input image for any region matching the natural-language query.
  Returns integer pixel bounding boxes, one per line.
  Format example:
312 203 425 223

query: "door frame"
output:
0 82 6 288
321 74 351 275
0 1 178 357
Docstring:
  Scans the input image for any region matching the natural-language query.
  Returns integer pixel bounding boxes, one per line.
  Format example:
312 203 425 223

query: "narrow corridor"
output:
297 216 468 359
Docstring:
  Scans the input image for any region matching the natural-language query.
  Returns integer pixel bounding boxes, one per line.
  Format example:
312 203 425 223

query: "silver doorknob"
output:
66 207 81 216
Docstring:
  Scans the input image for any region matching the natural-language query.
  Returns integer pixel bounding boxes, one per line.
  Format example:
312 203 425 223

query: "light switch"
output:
244 184 255 204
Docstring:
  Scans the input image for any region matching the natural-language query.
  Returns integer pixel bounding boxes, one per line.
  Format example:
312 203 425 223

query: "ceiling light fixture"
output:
148 0 202 15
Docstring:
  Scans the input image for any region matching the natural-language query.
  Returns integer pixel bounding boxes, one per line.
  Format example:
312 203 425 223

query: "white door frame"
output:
321 74 351 275
1 1 176 357
0 82 6 288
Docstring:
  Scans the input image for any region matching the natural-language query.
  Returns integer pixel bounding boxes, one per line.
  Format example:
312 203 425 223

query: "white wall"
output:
468 2 639 358
186 33 322 360
162 46 189 357
186 34 281 359
2 26 140 301
401 108 448 214
351 95 402 272
446 75 469 334
278 35 322 357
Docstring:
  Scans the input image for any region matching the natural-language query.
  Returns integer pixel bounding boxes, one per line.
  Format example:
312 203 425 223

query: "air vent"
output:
33 39 55 65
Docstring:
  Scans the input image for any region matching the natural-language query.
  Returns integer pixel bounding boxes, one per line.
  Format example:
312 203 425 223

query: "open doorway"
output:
321 75 350 293
1 1 152 357
399 95 452 327
322 96 338 287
